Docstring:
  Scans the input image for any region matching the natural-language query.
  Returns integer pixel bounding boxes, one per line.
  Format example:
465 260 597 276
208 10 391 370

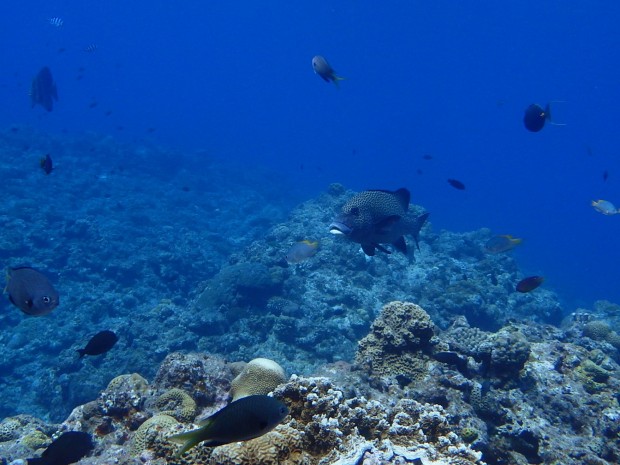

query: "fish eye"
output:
42 296 51 304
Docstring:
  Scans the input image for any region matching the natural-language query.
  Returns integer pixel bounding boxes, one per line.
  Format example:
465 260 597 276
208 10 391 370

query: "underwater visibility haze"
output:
1 2 620 465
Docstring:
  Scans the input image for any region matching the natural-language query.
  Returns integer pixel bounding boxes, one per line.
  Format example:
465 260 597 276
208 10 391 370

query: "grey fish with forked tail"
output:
329 188 429 256
168 395 289 456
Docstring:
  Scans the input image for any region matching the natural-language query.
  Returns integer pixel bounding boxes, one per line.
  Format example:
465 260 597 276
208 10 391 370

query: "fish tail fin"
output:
410 212 430 250
332 75 345 88
168 421 213 457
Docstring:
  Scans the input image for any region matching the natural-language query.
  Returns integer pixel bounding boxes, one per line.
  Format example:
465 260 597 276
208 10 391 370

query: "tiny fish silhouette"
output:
40 154 53 174
447 179 466 190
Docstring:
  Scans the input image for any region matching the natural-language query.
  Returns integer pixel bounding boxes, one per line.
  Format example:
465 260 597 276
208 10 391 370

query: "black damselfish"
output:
27 431 93 465
77 330 118 358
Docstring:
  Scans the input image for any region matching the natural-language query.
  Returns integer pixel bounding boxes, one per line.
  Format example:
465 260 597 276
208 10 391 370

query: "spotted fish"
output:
329 188 429 256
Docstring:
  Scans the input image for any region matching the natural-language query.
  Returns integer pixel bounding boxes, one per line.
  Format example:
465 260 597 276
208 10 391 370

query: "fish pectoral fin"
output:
362 244 376 256
392 237 407 254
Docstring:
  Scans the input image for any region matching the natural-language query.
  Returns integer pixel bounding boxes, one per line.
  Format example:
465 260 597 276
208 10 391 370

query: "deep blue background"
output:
2 1 619 309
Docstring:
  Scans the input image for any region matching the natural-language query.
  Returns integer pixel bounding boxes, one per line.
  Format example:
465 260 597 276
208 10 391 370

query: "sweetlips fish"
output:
329 188 429 256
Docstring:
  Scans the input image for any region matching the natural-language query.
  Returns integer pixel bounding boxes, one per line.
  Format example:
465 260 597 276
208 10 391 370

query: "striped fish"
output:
48 17 64 28
83 43 98 53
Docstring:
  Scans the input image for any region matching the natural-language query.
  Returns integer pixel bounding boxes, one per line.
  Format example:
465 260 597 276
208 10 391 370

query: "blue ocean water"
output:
3 1 618 307
1 0 619 422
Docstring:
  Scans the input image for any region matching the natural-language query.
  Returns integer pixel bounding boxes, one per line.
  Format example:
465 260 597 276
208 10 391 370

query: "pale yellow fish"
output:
591 199 619 216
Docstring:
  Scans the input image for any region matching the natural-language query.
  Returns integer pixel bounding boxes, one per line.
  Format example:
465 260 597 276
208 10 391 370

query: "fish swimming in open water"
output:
168 395 289 456
27 431 93 465
329 188 429 256
516 276 544 293
40 154 53 174
5 266 59 316
31 67 58 112
591 199 619 215
523 103 550 132
312 55 345 86
484 235 522 253
77 330 118 358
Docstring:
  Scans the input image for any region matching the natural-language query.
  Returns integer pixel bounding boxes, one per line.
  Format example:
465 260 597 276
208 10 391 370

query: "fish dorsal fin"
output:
369 188 410 211
393 188 410 210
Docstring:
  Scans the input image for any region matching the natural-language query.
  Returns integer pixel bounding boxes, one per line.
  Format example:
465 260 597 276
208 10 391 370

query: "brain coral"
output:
206 424 304 465
155 388 197 423
0 418 20 442
99 373 149 417
130 414 179 456
230 358 287 401
356 301 434 378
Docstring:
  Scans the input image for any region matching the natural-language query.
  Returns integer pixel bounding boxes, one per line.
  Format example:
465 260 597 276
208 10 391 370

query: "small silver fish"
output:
312 55 345 86
591 199 619 216
48 17 64 28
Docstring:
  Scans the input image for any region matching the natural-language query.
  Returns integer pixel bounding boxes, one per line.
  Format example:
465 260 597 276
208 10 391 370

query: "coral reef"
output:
356 301 434 381
155 389 197 423
230 357 287 401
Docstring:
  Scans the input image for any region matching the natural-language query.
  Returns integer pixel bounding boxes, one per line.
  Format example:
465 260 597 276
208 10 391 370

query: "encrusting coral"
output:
230 357 287 401
356 301 435 379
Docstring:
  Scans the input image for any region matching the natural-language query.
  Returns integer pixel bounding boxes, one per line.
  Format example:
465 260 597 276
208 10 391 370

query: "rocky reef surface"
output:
1 301 619 465
2 130 619 464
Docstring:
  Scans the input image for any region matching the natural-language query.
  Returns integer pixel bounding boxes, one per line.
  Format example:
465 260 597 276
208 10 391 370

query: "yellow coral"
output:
21 430 51 450
206 424 304 465
106 373 149 393
130 414 179 456
230 358 287 401
583 321 612 341
155 388 197 423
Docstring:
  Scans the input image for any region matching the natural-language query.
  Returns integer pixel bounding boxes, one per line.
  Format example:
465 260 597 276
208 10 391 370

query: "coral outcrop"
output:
356 301 434 380
230 358 287 401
